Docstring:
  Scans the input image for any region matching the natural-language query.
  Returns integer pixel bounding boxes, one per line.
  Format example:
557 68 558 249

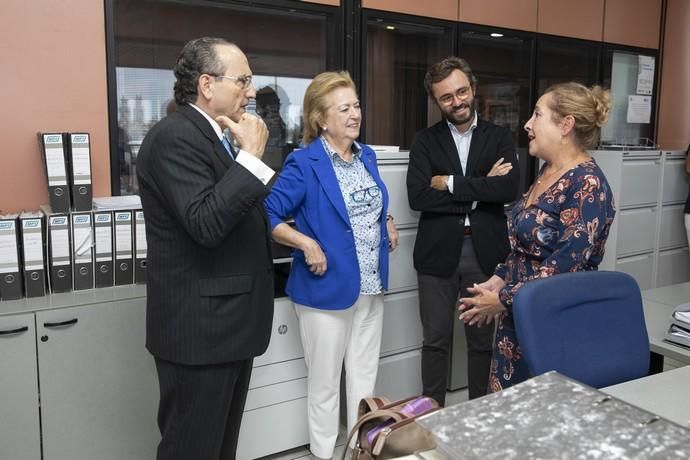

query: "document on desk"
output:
418 371 690 459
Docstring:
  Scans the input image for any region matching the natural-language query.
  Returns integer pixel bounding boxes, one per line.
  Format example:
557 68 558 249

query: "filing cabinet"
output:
591 149 690 289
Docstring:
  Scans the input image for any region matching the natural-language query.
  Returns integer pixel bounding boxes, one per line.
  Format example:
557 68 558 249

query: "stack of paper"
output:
664 302 690 349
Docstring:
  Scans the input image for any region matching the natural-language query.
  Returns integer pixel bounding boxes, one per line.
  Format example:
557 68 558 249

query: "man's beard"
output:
445 101 474 126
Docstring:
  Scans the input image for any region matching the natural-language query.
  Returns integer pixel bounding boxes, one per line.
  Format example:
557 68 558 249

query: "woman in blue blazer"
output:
265 71 398 460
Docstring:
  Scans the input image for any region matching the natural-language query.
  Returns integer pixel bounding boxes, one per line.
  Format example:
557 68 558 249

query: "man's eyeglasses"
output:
350 185 381 203
212 74 253 90
438 86 472 105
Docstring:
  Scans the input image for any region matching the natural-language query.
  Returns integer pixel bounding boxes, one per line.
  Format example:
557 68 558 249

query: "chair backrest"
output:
513 270 649 388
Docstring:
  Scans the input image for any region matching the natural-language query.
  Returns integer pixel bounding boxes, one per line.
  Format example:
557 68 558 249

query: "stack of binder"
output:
38 131 93 213
93 196 146 285
0 213 23 300
664 302 690 348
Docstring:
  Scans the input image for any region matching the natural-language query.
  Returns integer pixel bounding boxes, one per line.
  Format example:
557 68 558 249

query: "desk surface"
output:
642 286 690 365
643 281 690 307
603 365 690 428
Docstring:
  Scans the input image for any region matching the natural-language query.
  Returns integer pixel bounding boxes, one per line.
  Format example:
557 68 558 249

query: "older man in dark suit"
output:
407 57 519 404
137 37 274 460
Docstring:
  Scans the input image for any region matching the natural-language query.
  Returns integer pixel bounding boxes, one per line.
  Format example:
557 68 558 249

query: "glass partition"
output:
536 37 601 96
109 0 336 195
362 13 455 149
600 47 657 147
459 27 534 193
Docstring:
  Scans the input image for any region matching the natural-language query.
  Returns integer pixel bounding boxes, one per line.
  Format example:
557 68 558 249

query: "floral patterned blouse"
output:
488 158 616 393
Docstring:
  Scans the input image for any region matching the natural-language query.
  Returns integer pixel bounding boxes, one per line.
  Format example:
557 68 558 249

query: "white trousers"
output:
685 213 690 248
295 294 384 458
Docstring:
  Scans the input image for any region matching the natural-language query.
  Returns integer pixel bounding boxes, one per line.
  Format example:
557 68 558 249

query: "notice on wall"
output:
636 55 655 95
627 95 652 124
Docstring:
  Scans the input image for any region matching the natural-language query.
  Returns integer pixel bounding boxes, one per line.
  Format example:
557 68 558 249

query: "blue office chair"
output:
513 270 650 388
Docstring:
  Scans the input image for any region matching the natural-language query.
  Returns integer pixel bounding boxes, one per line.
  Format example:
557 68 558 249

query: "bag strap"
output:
358 396 391 420
339 409 407 460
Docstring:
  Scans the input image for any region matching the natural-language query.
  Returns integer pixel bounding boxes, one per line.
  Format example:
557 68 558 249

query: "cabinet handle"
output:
0 326 29 336
43 318 78 328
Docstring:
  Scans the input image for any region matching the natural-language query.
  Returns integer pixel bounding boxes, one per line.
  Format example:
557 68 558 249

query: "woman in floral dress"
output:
458 82 616 392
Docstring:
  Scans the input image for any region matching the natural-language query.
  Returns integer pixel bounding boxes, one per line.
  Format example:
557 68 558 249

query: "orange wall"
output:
363 0 458 21
0 0 110 214
657 0 690 150
537 0 604 41
459 0 537 32
604 0 662 49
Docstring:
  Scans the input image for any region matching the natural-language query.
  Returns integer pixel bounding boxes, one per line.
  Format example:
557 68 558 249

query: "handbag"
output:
341 395 440 460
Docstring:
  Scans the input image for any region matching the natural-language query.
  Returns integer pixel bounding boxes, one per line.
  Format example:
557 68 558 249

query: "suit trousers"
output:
154 357 253 460
417 235 494 404
295 294 384 458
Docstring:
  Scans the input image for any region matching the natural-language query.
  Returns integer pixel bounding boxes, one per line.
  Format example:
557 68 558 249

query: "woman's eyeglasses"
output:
350 185 381 203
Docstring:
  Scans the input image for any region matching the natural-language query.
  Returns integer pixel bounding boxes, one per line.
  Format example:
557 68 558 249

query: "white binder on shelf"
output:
19 211 47 298
114 210 134 285
40 205 73 294
93 211 114 288
67 133 93 211
134 210 147 284
0 213 23 300
71 212 94 291
38 133 70 213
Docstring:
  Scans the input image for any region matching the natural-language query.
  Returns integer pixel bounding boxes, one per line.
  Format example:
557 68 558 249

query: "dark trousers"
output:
418 236 494 404
154 357 253 460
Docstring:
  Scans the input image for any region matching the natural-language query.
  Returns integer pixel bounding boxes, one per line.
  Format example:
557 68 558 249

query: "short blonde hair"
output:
545 82 612 150
302 71 357 145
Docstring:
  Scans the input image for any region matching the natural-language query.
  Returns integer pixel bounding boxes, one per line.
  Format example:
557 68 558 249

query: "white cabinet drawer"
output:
244 377 308 411
237 397 308 460
375 349 422 401
381 291 422 356
616 254 654 291
254 298 304 367
388 228 417 292
662 157 689 204
619 159 661 207
379 163 420 227
656 248 690 288
659 204 687 249
616 207 657 256
250 358 307 389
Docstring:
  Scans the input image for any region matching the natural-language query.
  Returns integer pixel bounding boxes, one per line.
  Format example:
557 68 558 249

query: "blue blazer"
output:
265 139 390 310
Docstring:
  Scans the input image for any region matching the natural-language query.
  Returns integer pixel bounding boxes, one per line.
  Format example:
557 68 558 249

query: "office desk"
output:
603 365 690 428
641 284 690 370
643 281 690 308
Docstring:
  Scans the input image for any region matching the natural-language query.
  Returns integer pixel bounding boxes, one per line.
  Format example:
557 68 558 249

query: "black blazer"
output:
407 118 519 277
137 104 274 365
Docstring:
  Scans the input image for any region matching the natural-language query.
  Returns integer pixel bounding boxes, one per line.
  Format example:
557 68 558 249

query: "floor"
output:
259 388 470 460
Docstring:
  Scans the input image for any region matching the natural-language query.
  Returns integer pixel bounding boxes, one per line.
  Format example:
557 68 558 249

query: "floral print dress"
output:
488 159 616 393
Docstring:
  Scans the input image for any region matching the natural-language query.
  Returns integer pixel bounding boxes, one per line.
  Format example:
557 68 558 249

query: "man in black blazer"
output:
407 57 519 404
137 37 274 460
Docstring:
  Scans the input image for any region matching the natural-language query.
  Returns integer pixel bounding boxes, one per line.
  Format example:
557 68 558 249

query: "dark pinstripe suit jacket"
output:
137 104 274 365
